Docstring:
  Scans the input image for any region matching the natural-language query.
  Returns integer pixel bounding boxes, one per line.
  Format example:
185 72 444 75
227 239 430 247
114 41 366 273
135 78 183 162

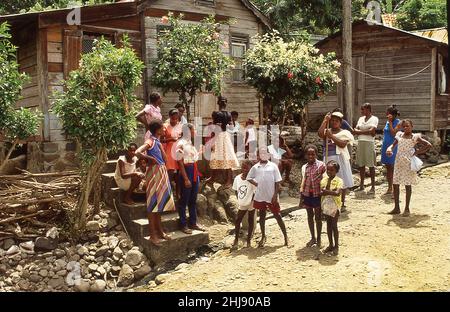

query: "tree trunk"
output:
342 0 353 125
74 148 107 231
0 139 19 174
92 175 102 215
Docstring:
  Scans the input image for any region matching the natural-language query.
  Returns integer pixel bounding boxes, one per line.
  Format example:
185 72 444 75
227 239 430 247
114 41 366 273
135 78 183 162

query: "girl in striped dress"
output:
136 119 176 246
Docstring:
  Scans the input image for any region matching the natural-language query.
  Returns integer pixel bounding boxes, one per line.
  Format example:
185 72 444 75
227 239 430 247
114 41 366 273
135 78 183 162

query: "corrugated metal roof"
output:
411 27 448 44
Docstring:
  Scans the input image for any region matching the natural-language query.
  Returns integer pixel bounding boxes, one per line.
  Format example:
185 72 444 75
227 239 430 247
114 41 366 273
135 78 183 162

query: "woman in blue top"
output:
381 105 401 195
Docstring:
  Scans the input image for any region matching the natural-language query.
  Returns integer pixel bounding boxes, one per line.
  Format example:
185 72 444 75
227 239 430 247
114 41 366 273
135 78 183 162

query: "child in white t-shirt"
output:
232 160 257 249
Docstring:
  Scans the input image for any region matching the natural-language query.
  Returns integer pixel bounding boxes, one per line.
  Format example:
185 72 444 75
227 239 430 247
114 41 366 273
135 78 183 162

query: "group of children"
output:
232 145 342 255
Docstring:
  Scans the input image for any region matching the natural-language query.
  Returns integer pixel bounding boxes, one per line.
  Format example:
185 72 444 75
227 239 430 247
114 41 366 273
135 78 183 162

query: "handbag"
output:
410 155 423 172
322 196 338 217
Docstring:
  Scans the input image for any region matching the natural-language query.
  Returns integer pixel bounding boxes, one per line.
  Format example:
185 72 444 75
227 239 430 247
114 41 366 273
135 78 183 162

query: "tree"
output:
244 32 341 125
151 13 232 120
0 22 41 173
0 0 111 15
53 37 144 231
396 0 447 30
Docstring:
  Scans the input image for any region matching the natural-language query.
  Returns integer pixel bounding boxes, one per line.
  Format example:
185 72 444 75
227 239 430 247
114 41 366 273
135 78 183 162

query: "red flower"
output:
315 76 322 84
287 72 294 79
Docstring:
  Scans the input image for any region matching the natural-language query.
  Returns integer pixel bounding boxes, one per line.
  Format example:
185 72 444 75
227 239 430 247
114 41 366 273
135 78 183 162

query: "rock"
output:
54 249 66 258
108 236 119 249
77 246 89 256
56 270 67 276
196 194 208 217
147 281 157 288
46 227 59 239
223 236 236 249
134 264 152 280
95 245 109 257
113 246 123 259
119 239 133 250
175 263 189 271
107 218 118 230
117 264 135 287
29 274 42 283
86 221 100 232
34 237 56 251
213 201 228 223
90 279 106 292
0 248 5 258
155 273 170 285
55 259 67 270
6 245 19 256
74 279 91 292
224 197 239 221
19 241 34 254
39 269 48 277
124 249 143 267
88 263 99 272
97 266 106 276
48 277 65 289
18 279 31 291
2 238 15 250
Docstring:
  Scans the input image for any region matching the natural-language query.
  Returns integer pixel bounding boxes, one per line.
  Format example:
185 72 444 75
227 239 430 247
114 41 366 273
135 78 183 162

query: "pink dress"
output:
143 104 162 141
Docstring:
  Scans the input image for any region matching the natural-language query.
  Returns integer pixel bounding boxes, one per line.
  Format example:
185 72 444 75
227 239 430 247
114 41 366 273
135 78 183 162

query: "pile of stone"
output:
197 183 239 224
0 210 151 292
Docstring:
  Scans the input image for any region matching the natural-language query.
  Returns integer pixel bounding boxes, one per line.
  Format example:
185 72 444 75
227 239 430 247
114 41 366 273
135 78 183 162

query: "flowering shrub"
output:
151 13 232 120
244 32 341 123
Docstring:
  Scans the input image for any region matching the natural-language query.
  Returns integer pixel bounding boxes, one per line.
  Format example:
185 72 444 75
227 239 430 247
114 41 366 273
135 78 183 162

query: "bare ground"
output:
140 163 450 292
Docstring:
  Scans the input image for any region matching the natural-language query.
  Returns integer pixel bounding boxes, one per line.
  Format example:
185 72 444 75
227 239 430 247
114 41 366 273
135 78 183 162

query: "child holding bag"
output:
386 119 431 216
320 161 343 256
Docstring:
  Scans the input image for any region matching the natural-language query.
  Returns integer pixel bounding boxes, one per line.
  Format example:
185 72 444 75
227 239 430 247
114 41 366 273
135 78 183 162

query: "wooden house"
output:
0 0 269 172
307 21 449 138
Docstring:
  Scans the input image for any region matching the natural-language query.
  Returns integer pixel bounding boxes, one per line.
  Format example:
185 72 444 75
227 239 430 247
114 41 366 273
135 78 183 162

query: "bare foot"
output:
368 187 375 194
388 208 401 215
258 236 266 248
161 232 172 240
402 210 410 217
306 238 316 248
332 247 339 256
246 241 251 248
231 239 239 250
150 236 162 247
323 245 334 253
358 186 364 192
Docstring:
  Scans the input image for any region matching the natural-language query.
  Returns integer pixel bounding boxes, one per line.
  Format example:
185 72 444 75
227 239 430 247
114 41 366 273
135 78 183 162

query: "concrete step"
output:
101 173 117 202
131 212 185 237
141 230 209 266
103 159 118 174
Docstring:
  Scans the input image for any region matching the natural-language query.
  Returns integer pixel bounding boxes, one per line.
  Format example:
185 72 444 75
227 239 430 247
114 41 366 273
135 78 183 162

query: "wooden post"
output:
342 0 353 125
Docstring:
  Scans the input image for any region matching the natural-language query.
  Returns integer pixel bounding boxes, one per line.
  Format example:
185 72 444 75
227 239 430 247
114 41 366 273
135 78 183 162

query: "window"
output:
82 33 113 54
196 0 215 7
231 35 248 82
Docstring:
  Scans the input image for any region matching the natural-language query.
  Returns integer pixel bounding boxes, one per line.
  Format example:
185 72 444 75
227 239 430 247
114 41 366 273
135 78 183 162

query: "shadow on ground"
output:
386 214 431 229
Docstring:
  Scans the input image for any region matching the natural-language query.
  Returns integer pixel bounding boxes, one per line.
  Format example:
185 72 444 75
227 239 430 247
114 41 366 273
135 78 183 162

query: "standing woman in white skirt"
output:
318 111 354 210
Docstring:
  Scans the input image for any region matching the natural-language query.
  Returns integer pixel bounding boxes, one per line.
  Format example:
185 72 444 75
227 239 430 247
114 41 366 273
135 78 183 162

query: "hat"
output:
331 112 344 119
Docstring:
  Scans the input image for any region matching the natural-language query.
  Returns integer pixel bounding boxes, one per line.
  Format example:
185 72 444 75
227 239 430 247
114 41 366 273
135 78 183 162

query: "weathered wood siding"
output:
307 23 441 131
43 17 144 143
435 95 448 129
144 0 262 125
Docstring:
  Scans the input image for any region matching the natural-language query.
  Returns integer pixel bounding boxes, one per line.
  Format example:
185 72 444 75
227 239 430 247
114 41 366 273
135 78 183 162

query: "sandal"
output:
181 226 193 234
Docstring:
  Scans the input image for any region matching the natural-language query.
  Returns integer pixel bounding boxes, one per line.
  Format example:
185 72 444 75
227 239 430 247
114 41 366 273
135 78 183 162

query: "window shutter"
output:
63 29 82 79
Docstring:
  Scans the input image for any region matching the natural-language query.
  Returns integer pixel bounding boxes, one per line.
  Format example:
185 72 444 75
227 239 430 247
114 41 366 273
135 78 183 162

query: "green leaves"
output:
0 22 40 142
244 32 340 119
151 13 232 117
53 37 144 157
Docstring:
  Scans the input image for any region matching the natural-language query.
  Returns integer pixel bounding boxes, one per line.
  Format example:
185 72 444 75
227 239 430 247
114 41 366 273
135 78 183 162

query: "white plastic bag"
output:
322 196 339 217
410 156 423 172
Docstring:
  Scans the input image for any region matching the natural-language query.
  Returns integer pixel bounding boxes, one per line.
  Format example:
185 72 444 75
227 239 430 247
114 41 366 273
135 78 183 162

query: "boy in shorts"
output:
247 146 289 248
232 160 257 249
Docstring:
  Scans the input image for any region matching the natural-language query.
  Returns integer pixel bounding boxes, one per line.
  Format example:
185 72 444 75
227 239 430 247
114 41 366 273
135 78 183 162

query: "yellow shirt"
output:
320 176 343 208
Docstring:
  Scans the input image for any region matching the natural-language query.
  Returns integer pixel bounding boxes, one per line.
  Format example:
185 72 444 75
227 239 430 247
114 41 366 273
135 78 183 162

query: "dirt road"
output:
140 163 450 292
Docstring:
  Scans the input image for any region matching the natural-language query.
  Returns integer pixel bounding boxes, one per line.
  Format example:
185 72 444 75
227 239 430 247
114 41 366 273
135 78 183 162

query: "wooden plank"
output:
430 47 437 131
48 42 63 53
86 15 141 31
48 52 63 63
38 28 50 141
48 72 64 87
145 7 229 23
47 29 63 43
48 62 63 73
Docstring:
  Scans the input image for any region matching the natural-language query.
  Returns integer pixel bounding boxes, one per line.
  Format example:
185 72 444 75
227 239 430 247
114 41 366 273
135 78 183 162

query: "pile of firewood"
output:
0 171 80 240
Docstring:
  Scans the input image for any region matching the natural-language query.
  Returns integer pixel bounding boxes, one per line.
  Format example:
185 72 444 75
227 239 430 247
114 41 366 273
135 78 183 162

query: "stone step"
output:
141 230 209 266
131 212 184 237
102 159 118 174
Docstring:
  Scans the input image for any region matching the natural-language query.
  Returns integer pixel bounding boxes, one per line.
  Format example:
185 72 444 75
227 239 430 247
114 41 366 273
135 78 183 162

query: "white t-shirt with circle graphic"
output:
232 174 257 208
